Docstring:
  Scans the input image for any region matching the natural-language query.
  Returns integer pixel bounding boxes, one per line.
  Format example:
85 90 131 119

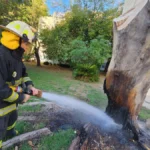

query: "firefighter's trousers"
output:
0 110 17 150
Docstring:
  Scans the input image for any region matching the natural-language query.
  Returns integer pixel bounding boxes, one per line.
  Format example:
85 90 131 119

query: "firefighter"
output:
0 21 39 149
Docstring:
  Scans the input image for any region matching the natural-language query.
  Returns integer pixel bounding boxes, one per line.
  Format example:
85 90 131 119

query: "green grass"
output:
139 107 150 121
26 63 107 108
87 89 107 109
15 121 46 135
26 63 150 119
34 122 46 130
38 129 75 150
20 143 32 150
15 121 34 134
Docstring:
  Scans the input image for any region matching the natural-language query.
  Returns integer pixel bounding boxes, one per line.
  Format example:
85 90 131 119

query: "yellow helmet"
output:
0 21 35 43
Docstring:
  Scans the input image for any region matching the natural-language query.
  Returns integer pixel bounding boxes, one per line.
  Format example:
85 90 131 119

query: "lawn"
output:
26 63 107 109
7 63 107 150
7 63 150 150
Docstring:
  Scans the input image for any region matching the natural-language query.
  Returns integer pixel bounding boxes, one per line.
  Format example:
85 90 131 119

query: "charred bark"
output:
69 123 143 150
104 1 150 149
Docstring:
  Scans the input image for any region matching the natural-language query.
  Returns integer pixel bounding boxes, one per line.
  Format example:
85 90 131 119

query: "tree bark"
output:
2 128 52 149
104 0 150 148
34 40 41 66
69 123 143 150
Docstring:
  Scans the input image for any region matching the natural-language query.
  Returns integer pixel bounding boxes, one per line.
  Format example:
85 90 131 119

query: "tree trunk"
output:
34 40 41 66
104 0 150 148
69 123 143 150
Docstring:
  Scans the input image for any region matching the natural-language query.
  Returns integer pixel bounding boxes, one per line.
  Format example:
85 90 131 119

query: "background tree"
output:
40 3 119 81
0 0 48 66
74 0 115 11
27 0 48 28
27 0 48 66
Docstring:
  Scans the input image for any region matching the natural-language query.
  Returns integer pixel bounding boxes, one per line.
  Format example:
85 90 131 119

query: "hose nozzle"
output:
36 90 42 98
24 88 42 98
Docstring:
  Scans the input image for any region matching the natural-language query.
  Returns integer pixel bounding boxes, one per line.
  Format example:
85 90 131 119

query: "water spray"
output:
41 91 120 131
10 85 119 131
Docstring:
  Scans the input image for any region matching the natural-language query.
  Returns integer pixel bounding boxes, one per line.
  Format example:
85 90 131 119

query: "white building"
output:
38 12 65 63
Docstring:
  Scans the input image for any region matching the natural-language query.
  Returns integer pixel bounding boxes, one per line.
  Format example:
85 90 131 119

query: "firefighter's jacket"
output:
0 44 33 116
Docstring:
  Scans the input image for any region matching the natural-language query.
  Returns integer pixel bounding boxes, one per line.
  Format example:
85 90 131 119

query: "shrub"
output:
73 64 99 82
70 36 111 67
70 36 111 82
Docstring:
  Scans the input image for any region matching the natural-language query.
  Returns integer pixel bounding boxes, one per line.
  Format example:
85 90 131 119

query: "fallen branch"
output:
22 101 62 111
2 128 52 149
18 116 36 121
15 146 18 150
68 137 80 150
23 102 53 106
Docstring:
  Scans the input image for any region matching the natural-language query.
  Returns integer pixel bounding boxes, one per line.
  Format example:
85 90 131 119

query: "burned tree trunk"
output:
69 123 143 150
104 0 150 149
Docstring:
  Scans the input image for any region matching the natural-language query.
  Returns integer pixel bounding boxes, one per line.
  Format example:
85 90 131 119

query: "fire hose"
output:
9 86 42 98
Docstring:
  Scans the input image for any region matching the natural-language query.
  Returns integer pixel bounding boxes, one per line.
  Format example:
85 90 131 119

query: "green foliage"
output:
67 6 91 41
73 64 99 82
26 0 48 28
69 36 111 82
50 0 117 14
40 5 118 69
40 24 70 63
39 129 75 150
70 36 111 66
0 0 48 28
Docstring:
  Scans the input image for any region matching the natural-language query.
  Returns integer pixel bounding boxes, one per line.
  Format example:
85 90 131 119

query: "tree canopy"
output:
40 4 121 81
0 0 48 28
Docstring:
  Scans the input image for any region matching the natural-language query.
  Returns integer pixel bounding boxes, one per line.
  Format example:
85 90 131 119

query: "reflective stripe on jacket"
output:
0 44 33 114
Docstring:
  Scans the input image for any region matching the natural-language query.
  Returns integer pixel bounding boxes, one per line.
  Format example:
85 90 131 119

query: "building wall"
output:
38 12 65 63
